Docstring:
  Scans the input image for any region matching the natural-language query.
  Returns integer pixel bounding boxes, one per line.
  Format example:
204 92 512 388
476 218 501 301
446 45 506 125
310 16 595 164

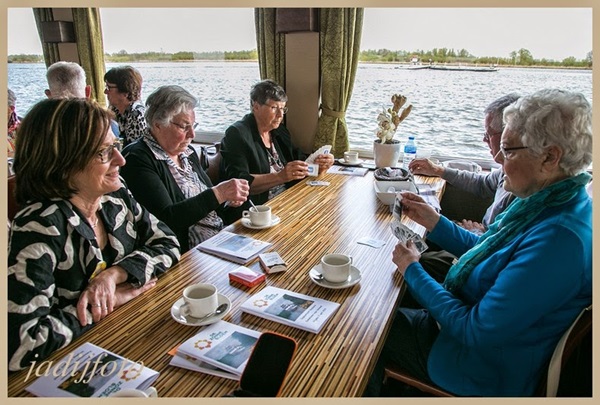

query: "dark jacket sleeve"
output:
121 141 221 250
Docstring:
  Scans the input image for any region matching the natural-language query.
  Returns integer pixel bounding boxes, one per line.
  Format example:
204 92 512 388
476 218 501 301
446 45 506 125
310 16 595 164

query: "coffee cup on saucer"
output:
320 253 352 283
343 151 360 164
109 387 158 397
242 205 272 226
180 283 218 318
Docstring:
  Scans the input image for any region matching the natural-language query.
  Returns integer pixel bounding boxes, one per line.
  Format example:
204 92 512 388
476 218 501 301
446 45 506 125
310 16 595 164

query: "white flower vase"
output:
373 139 402 168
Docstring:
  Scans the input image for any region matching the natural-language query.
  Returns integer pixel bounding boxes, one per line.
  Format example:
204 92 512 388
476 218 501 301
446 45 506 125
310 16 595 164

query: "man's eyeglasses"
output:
170 121 199 133
483 129 502 142
104 84 118 91
98 139 123 163
498 145 528 160
265 104 288 115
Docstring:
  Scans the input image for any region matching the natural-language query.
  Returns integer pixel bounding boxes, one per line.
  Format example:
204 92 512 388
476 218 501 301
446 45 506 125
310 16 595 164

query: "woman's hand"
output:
314 153 334 173
280 160 309 182
76 267 123 326
392 240 421 276
213 178 249 206
408 158 444 177
399 192 441 232
113 278 158 307
457 219 486 234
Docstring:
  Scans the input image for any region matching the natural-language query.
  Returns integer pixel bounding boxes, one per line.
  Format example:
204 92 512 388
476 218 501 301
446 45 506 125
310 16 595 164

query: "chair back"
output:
206 142 222 185
536 305 592 396
8 175 19 221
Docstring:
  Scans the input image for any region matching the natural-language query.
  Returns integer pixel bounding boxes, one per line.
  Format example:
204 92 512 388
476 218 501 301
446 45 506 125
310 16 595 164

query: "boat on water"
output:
407 65 498 72
428 65 498 72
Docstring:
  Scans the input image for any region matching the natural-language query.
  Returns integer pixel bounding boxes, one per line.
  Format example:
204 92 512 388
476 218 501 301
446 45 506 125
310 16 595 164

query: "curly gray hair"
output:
503 89 592 176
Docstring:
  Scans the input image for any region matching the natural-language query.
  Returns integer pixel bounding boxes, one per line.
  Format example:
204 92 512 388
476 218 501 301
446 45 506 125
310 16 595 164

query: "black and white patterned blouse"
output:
110 101 147 146
7 186 181 371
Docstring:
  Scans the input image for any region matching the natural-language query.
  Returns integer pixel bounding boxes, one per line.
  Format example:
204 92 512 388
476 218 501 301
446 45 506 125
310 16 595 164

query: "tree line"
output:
8 47 592 68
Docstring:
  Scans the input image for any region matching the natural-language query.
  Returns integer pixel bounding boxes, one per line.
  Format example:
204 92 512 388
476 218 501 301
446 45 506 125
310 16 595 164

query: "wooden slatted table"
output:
7 170 444 397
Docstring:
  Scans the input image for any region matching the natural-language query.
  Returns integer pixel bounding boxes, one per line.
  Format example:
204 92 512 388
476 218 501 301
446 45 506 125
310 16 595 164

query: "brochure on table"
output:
197 230 271 264
176 321 262 376
168 347 239 381
26 342 158 397
240 286 340 333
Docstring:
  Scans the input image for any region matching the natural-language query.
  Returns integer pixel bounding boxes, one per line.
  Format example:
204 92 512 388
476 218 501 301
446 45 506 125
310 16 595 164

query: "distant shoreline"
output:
7 59 591 71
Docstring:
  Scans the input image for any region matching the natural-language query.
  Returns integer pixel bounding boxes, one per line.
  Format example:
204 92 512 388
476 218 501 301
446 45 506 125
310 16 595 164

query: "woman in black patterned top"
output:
8 98 181 371
104 66 147 146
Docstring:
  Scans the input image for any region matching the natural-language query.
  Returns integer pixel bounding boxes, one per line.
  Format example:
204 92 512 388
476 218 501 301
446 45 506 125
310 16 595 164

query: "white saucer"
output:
309 265 361 289
241 214 280 230
338 158 364 167
171 293 231 326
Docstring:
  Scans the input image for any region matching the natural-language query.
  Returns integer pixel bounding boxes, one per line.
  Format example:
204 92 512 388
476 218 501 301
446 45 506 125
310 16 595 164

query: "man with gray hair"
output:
45 61 119 136
44 61 90 99
405 93 520 285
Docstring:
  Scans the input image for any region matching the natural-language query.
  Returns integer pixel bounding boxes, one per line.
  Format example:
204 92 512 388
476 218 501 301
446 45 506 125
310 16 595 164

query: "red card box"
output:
228 265 266 288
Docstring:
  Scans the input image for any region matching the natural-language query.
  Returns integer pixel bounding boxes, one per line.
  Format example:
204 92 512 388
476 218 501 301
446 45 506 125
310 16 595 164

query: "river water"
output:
8 61 592 160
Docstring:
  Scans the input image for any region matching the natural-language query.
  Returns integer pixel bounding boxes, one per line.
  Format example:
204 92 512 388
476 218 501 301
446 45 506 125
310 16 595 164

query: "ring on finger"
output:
93 303 102 307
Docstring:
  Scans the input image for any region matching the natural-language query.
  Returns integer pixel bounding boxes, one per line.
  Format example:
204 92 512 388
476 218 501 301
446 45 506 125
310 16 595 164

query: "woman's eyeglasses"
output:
98 139 123 163
265 104 288 115
498 145 528 160
170 121 199 133
104 84 118 91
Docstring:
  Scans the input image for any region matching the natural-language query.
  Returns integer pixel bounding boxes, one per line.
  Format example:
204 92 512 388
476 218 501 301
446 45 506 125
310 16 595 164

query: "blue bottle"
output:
402 136 417 169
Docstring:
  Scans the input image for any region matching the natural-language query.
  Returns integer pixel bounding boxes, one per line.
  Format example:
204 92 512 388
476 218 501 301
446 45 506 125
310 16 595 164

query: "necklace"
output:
89 215 99 229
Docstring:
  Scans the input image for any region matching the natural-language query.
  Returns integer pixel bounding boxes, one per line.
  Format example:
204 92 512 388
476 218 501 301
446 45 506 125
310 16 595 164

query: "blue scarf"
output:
444 172 591 293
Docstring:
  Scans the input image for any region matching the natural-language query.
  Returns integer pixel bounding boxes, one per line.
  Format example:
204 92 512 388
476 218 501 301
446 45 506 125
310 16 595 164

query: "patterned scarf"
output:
444 172 592 293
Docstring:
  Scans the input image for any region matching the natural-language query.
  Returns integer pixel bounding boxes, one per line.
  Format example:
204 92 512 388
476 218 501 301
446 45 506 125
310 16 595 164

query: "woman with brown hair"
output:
8 98 180 371
104 65 147 145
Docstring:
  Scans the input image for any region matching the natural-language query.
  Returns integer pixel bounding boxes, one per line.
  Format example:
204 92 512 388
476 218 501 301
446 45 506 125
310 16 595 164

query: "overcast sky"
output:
7 7 593 61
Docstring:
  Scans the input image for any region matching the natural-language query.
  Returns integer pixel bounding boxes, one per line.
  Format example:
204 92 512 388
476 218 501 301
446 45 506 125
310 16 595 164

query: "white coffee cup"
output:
109 387 158 397
320 253 352 283
344 151 359 164
181 283 218 318
242 205 272 226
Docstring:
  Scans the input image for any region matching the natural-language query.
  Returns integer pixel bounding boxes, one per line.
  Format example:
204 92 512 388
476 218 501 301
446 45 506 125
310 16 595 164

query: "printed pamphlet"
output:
168 346 238 381
176 321 262 376
25 342 159 397
197 230 272 264
240 286 340 333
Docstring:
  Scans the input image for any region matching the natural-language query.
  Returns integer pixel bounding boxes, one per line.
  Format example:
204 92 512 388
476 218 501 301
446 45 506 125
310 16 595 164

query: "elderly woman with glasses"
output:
366 89 592 397
120 85 249 252
221 79 334 207
104 65 147 146
8 98 181 371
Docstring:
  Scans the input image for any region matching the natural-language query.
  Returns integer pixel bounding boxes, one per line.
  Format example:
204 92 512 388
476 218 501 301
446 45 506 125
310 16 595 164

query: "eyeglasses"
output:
498 145 528 160
170 121 199 133
483 129 502 142
265 104 288 115
104 84 118 91
97 139 123 163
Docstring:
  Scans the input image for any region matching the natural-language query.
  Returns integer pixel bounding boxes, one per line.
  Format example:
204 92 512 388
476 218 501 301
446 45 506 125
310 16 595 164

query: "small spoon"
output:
182 303 228 323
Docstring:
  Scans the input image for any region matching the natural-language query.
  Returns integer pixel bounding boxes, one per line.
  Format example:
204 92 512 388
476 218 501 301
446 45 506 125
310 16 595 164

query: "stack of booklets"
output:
197 230 272 264
170 320 261 378
25 342 159 397
240 286 340 333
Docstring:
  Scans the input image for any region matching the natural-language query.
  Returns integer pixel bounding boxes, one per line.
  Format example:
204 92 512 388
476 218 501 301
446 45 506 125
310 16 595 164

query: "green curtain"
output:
33 8 60 67
72 8 107 106
314 8 363 157
254 8 285 87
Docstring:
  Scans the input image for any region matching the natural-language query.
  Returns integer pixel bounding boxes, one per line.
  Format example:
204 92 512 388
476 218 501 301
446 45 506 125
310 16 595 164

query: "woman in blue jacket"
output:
367 88 592 396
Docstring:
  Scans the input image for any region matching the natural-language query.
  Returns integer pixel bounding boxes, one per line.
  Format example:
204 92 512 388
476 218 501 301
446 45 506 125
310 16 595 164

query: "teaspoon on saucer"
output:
180 303 228 323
